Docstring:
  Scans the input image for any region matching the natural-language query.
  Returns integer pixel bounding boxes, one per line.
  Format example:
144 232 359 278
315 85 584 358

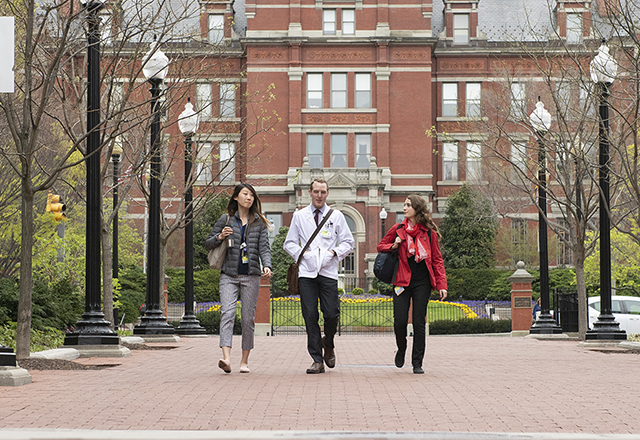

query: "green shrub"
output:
167 268 222 303
372 279 393 296
118 289 146 324
429 318 512 335
0 322 65 352
195 310 241 335
0 278 19 325
368 289 378 295
446 268 511 301
31 278 83 331
351 287 364 295
338 288 344 295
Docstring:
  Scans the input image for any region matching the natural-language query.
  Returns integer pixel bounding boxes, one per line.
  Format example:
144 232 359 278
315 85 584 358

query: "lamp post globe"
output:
529 99 561 334
65 0 119 346
586 41 626 340
176 100 205 335
379 207 387 238
134 41 174 336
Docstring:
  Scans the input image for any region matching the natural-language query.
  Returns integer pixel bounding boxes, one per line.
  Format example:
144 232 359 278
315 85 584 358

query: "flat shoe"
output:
240 365 250 373
394 349 405 368
413 366 424 374
218 359 231 373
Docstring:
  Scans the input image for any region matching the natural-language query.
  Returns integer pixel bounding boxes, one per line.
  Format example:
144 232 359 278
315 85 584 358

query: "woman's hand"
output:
218 226 233 241
391 236 402 250
439 289 447 300
263 267 272 277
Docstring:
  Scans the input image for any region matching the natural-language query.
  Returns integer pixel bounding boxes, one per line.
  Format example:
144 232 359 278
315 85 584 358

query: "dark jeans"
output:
299 275 340 363
393 281 431 368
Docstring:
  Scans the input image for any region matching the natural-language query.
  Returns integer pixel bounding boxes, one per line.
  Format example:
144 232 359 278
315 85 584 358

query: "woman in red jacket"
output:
377 194 447 374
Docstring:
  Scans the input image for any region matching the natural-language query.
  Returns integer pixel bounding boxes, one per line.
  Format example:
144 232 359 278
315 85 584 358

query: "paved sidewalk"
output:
1 335 639 438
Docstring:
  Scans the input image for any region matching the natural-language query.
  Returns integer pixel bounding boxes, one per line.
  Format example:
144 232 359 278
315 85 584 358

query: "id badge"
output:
242 249 248 264
321 229 331 239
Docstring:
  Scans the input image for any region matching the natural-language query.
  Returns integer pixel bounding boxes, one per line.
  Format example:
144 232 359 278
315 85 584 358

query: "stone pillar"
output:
508 261 534 336
255 277 271 336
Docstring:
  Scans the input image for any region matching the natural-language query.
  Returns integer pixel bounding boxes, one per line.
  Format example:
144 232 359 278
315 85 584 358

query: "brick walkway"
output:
1 335 639 438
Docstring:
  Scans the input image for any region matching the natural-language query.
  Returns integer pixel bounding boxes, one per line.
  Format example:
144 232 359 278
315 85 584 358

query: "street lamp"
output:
586 41 626 340
134 40 174 335
65 0 118 346
379 207 387 238
111 138 123 329
176 99 205 335
529 99 561 334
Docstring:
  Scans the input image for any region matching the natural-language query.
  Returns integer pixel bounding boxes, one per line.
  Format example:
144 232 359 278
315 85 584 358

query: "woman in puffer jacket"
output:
205 183 271 374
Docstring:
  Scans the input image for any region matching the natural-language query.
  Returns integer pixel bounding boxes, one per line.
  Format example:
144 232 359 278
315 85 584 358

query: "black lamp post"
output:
379 207 387 238
134 41 174 335
529 99 561 334
112 139 123 329
176 99 205 335
586 42 626 340
65 0 118 346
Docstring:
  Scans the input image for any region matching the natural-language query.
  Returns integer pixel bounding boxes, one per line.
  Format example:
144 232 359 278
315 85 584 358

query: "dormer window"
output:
566 12 582 43
209 15 224 44
453 14 469 44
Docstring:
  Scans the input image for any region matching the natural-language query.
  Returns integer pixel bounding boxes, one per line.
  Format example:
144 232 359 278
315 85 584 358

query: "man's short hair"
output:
310 178 329 191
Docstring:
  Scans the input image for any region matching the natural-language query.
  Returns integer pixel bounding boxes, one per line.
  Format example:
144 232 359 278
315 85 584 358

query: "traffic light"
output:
46 191 66 221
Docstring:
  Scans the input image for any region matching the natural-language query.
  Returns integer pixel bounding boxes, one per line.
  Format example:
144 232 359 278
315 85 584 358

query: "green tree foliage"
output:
116 266 146 324
193 195 230 270
166 268 221 303
270 226 295 296
439 184 497 269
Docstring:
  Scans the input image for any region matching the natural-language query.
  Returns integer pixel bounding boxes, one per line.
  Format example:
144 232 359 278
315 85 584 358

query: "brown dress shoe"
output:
306 362 325 374
322 337 336 368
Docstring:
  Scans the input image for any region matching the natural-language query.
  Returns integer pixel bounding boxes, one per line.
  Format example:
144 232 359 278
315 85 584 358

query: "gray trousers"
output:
219 273 260 350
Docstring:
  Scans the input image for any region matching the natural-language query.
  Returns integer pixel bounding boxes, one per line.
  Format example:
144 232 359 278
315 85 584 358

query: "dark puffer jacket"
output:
205 212 271 276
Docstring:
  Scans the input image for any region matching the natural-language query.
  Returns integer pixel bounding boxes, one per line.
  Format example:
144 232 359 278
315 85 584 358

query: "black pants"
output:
393 281 431 368
299 275 340 363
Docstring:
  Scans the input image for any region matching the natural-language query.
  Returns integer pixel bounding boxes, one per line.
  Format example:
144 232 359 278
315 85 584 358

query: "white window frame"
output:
453 14 469 44
342 9 355 35
443 142 459 181
307 134 324 168
566 12 582 44
466 142 482 181
307 73 323 109
323 9 336 35
355 73 371 108
208 15 225 44
465 82 481 118
196 83 212 120
266 213 282 245
219 83 236 118
331 73 347 108
219 142 235 184
355 134 371 168
331 134 348 168
442 83 458 117
511 141 527 172
510 83 526 118
195 142 213 184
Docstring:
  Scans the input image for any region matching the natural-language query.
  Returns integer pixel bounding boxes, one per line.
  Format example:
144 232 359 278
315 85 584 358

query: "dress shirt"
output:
284 204 355 280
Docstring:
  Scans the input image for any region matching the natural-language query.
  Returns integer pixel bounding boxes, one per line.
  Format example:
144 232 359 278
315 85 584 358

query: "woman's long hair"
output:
407 194 440 237
227 183 270 227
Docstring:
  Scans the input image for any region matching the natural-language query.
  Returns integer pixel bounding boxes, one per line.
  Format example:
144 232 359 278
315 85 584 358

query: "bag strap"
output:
296 208 334 265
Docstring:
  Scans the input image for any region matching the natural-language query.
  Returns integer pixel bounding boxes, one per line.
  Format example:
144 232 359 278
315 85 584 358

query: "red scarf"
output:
403 219 429 263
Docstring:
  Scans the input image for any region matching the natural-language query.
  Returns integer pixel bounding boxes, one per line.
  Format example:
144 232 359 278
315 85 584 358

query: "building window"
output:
195 142 212 184
219 142 235 184
511 141 527 172
340 216 356 275
442 83 458 117
466 83 481 118
510 83 526 118
556 219 573 266
342 9 355 35
331 134 347 168
196 83 212 120
307 134 324 168
219 83 236 118
323 10 336 35
443 142 459 181
307 73 323 109
466 142 482 181
453 13 469 44
511 218 527 261
566 12 582 44
355 73 371 108
355 134 371 168
208 15 224 44
110 81 124 111
331 73 347 108
266 213 282 245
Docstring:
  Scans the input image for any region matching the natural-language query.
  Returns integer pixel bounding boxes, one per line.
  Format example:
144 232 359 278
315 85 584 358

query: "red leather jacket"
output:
377 222 447 290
